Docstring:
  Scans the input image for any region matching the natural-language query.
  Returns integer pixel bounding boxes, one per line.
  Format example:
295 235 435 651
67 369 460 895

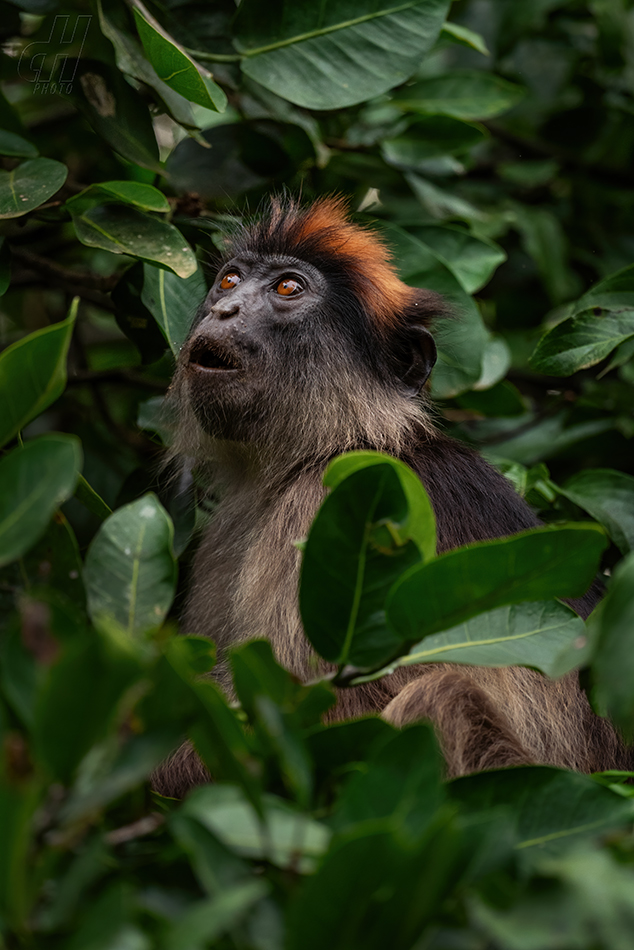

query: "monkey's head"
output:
171 197 445 466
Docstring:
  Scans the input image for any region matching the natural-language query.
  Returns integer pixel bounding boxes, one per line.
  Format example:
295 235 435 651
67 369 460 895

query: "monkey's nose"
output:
212 301 240 320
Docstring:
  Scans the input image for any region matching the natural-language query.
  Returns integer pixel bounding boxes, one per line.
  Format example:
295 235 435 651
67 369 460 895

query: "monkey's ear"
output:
398 325 437 394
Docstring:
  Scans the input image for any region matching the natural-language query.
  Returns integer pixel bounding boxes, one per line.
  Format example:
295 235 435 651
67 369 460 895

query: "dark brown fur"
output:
153 198 628 797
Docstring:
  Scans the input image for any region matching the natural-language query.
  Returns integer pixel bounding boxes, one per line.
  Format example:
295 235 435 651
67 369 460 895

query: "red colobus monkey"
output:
155 197 627 797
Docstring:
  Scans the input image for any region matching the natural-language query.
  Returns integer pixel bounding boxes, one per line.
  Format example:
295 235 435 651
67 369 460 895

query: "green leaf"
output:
0 157 67 219
332 724 444 840
380 221 489 397
83 493 177 636
591 553 634 741
71 204 198 278
531 264 634 376
0 130 38 158
0 435 82 568
141 261 207 353
406 170 486 223
558 469 634 554
66 181 170 213
74 474 112 522
473 336 512 389
132 3 227 113
162 882 268 950
97 0 201 130
169 812 250 895
300 458 432 668
231 641 333 806
0 298 77 448
181 784 331 872
382 116 486 168
387 524 608 643
440 22 489 55
323 452 437 561
406 224 506 294
530 264 634 374
531 308 634 376
392 70 523 120
235 0 451 111
285 816 468 950
380 601 587 679
111 262 169 365
450 767 634 856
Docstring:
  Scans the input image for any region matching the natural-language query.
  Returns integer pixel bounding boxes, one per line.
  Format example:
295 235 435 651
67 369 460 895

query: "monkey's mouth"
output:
188 339 242 373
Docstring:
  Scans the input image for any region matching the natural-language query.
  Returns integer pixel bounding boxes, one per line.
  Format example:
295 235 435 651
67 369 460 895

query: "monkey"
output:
152 196 628 797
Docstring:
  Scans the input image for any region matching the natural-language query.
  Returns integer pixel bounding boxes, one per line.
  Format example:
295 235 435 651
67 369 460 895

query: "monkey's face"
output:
179 253 337 441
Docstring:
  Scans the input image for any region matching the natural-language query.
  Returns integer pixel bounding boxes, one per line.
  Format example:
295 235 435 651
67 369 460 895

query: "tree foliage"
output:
2 0 634 947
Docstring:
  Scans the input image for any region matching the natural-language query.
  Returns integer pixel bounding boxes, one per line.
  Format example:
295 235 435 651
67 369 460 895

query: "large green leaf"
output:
558 469 634 554
234 0 451 111
71 204 198 278
382 116 486 168
300 457 434 668
406 224 506 295
285 817 468 950
331 724 444 840
0 157 67 219
323 452 437 560
391 70 524 120
181 784 331 872
531 265 634 374
531 308 634 376
451 768 634 856
132 2 227 113
368 601 587 680
0 435 82 568
83 493 177 637
66 181 170 214
387 524 607 643
141 261 207 353
0 299 77 448
591 553 634 741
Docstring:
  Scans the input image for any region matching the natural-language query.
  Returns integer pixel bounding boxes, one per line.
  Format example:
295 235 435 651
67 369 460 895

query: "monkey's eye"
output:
276 278 303 296
220 272 241 290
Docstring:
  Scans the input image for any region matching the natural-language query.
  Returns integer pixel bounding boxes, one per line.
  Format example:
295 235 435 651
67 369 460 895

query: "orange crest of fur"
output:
244 196 418 329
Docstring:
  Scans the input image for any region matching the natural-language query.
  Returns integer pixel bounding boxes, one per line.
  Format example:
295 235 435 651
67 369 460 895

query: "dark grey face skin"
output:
181 254 332 440
187 253 327 371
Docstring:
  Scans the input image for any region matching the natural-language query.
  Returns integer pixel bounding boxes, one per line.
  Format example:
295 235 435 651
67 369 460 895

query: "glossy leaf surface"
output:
83 493 177 636
0 299 77 448
387 525 607 643
235 0 451 110
0 435 82 567
71 204 198 278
